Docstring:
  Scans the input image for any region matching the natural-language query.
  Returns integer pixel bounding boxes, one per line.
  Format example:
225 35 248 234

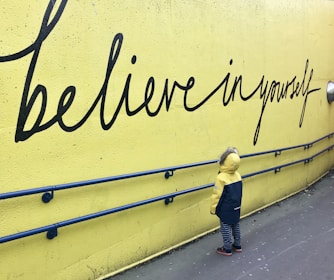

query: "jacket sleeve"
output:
210 175 225 214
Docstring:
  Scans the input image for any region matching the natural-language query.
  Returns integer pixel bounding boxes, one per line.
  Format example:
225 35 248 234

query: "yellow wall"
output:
1 0 334 279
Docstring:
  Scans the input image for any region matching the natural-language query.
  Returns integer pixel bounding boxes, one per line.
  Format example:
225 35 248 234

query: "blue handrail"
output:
243 144 334 179
1 132 333 202
0 160 216 201
241 132 334 158
0 140 333 244
0 183 213 243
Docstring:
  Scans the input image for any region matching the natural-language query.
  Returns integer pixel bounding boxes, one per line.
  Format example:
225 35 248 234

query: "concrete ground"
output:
108 170 334 280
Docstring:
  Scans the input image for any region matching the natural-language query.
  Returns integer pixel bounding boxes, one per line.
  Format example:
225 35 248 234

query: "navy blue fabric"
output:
215 181 242 225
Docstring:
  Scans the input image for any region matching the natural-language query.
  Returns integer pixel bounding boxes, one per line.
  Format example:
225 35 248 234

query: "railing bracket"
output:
42 191 54 203
164 197 174 205
46 226 58 240
275 151 281 157
275 168 281 174
304 158 313 164
164 170 174 179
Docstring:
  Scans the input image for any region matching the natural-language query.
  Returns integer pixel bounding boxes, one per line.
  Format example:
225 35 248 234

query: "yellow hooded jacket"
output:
210 153 242 224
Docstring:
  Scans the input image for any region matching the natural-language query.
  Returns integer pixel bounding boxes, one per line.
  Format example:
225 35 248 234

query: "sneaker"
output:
216 247 232 256
232 244 242 253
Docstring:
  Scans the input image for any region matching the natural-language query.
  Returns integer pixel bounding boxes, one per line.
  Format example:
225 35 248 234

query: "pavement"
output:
108 170 334 280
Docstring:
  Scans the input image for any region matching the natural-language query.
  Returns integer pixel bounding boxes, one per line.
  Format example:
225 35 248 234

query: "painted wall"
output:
1 0 334 279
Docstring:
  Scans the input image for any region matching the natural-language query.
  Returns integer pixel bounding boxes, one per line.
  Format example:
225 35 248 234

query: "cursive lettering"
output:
0 0 321 145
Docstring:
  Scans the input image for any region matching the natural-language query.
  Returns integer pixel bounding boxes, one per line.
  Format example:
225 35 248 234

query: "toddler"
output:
210 147 243 256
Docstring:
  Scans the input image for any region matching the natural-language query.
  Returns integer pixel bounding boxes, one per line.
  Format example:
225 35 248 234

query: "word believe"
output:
0 0 321 145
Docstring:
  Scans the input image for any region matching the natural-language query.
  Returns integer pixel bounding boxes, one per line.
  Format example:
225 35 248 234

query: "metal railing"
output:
0 132 333 243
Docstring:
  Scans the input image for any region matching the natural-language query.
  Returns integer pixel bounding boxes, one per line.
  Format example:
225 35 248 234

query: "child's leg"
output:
220 221 232 250
232 222 241 247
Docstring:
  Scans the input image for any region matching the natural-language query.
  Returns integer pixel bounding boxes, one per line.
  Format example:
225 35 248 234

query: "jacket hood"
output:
220 153 240 174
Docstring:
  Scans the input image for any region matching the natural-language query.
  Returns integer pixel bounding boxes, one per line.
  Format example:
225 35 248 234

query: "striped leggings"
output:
220 221 241 250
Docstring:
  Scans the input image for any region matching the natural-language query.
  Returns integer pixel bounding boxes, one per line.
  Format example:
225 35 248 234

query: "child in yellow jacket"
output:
210 147 243 256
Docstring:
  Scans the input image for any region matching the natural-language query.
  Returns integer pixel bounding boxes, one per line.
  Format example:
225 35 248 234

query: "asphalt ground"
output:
108 170 334 280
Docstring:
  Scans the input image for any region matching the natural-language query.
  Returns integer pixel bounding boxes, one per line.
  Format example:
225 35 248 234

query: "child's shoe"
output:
216 247 232 256
232 244 242 253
